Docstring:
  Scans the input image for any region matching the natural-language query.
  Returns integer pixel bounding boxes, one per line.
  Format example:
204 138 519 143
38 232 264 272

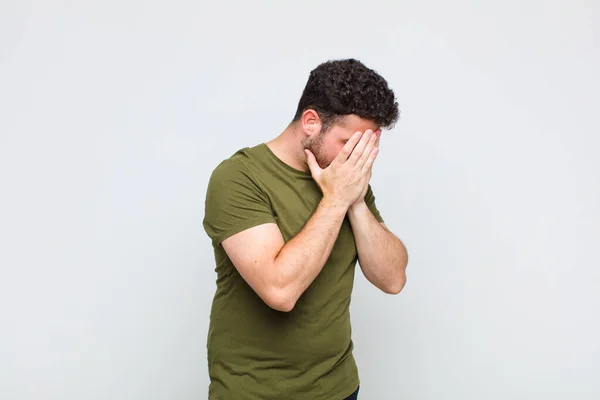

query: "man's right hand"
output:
305 129 379 209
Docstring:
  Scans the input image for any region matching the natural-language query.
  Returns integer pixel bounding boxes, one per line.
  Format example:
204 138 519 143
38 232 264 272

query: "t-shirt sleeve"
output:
203 159 276 247
365 184 385 223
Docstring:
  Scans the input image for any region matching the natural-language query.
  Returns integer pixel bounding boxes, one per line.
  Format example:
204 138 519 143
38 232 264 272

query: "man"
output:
203 59 408 399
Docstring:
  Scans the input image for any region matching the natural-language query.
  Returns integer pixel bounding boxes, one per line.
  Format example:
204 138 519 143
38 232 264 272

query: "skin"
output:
221 110 408 312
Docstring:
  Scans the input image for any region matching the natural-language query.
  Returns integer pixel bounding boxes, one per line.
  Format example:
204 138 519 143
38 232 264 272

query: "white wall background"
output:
1 1 599 399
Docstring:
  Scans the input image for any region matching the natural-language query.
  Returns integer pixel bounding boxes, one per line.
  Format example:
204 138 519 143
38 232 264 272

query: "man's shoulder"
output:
209 144 265 183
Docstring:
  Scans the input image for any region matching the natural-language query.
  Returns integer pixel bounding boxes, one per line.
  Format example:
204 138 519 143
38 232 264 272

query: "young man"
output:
203 59 408 399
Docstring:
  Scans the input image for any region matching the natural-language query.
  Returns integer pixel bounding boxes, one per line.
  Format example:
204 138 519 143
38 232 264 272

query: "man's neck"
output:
266 124 308 172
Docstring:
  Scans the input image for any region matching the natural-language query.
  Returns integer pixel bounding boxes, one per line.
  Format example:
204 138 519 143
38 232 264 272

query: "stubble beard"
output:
304 133 329 169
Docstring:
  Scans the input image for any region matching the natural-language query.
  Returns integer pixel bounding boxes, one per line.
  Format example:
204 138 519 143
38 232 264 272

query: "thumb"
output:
304 149 322 177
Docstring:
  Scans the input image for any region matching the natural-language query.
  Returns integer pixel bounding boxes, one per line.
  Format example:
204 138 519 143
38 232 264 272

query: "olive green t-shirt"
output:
202 143 384 400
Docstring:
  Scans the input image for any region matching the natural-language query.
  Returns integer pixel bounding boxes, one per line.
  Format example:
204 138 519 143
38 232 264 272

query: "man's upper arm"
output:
221 224 287 308
203 158 287 308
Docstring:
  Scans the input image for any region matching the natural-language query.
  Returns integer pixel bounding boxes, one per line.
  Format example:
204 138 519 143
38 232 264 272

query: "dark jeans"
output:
344 386 359 400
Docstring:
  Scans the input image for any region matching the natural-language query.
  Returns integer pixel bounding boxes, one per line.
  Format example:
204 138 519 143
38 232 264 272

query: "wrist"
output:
320 196 351 214
348 200 369 217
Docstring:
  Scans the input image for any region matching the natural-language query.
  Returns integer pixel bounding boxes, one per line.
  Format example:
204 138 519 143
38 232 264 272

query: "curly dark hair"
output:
292 59 399 132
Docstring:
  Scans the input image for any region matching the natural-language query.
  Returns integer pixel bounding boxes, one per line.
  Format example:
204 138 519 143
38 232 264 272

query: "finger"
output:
356 131 378 169
305 149 322 177
332 131 363 165
347 130 373 165
362 146 379 173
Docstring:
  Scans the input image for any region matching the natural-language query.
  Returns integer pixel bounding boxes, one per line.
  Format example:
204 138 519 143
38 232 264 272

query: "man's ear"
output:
300 109 322 138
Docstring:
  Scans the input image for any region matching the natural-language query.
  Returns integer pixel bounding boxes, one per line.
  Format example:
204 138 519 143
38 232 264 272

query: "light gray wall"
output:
1 1 598 399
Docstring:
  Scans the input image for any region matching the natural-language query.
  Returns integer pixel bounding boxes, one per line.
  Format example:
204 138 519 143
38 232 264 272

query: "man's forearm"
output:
273 198 347 306
347 201 408 294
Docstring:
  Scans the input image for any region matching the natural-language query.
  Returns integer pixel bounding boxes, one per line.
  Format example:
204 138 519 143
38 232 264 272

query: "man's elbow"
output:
262 286 298 312
385 274 407 295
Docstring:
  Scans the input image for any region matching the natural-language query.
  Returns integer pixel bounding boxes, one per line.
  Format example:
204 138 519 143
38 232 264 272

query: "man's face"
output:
304 114 381 168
